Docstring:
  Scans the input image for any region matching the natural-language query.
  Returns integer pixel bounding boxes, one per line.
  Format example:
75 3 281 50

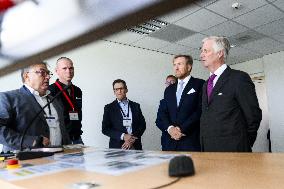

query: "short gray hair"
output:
20 61 47 83
202 36 231 60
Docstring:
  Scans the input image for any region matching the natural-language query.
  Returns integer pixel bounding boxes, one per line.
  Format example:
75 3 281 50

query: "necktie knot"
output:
209 74 217 82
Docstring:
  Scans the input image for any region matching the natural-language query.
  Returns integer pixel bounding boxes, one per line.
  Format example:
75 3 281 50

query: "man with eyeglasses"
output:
0 62 70 152
102 79 146 150
49 57 83 145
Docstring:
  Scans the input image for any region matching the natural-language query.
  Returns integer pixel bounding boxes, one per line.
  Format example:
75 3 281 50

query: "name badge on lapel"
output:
123 118 132 127
69 111 79 120
46 116 56 127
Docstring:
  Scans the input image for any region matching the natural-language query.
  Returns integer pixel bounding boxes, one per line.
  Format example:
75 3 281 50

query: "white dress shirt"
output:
24 84 62 146
117 98 133 140
210 64 227 87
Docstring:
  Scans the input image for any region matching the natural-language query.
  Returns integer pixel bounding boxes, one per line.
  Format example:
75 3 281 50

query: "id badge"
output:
123 119 131 127
46 116 56 127
69 111 79 120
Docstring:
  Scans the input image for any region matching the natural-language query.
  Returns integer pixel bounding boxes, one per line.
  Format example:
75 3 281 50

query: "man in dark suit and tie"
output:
102 79 146 150
159 55 204 151
200 36 262 152
156 75 177 150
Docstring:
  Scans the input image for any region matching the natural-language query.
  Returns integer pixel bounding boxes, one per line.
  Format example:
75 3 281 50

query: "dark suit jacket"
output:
200 66 262 152
0 86 70 152
102 100 146 150
159 76 204 151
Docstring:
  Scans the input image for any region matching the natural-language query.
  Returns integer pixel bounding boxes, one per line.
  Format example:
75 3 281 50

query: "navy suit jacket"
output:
0 86 70 152
102 100 146 150
159 76 204 151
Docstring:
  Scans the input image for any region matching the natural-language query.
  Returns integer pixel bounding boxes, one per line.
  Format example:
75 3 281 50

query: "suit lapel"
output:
178 77 194 107
114 100 127 133
209 67 231 104
19 86 47 124
129 101 136 130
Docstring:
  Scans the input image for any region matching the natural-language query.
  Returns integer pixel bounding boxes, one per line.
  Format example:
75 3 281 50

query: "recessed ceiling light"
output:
127 19 168 35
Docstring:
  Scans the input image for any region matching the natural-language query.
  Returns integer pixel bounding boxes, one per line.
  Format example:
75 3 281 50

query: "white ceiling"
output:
104 0 284 65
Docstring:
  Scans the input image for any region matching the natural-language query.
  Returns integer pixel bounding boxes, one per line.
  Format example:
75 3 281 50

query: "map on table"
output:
0 148 180 181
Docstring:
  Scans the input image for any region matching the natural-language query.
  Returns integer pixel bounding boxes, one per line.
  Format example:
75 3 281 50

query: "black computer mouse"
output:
168 155 195 177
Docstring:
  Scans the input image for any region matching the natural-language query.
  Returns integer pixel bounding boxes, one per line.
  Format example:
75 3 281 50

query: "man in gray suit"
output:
0 62 70 152
200 36 262 152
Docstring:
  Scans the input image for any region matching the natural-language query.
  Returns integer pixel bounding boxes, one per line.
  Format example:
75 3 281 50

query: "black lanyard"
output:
23 85 51 116
118 102 130 118
46 96 52 116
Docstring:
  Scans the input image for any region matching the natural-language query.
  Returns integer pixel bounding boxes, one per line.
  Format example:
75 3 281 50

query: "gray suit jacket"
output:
0 86 70 152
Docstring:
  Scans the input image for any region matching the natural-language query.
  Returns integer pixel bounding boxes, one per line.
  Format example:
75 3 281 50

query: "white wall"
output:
263 51 284 152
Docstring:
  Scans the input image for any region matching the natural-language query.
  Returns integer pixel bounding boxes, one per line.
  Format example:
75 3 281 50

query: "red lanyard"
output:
55 81 75 111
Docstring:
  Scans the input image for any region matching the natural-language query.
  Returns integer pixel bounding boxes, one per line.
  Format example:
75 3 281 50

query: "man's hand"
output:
123 134 138 143
33 136 50 147
168 126 186 140
42 136 50 146
121 141 133 150
122 134 138 150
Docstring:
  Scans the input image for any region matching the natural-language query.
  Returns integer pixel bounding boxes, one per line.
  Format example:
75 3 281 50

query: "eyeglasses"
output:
113 87 126 92
28 70 53 77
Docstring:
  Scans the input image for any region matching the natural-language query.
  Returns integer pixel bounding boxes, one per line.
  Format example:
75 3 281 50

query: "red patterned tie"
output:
207 74 217 102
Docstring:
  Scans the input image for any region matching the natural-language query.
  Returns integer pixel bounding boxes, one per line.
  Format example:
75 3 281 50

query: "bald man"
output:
49 57 83 144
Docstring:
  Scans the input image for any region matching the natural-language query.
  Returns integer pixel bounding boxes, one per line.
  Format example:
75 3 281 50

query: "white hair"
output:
202 36 231 60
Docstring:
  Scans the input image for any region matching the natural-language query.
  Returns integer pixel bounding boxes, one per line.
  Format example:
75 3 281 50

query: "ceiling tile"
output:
195 0 218 7
202 21 248 37
105 31 145 44
175 8 227 32
150 24 196 42
233 4 284 28
273 0 284 11
227 56 242 65
189 48 202 60
206 0 268 19
229 46 262 61
254 18 284 36
241 37 284 55
176 33 207 49
131 37 170 50
229 30 265 46
158 4 201 23
158 43 191 55
272 32 284 43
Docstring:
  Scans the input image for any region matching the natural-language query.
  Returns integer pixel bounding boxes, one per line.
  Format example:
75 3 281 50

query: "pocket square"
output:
187 88 196 94
218 93 223 95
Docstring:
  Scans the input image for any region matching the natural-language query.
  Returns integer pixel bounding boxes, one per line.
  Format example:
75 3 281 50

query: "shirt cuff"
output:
120 133 125 141
167 126 174 133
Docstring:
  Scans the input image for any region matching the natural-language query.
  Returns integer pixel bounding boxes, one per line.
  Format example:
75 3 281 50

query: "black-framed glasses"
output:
113 87 126 92
28 70 53 77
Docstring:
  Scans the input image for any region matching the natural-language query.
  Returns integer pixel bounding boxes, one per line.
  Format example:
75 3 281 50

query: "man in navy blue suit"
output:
159 55 204 151
102 79 146 150
156 75 176 150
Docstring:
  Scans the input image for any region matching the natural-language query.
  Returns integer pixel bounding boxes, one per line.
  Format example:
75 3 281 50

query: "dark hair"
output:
112 79 127 90
173 55 193 65
166 75 177 81
20 61 47 83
